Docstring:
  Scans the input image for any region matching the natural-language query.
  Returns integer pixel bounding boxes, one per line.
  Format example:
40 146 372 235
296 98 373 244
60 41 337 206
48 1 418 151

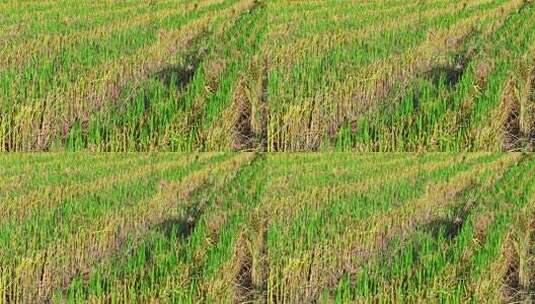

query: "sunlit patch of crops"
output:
335 0 535 152
1 153 534 303
1 0 534 151
266 0 533 152
2 1 535 303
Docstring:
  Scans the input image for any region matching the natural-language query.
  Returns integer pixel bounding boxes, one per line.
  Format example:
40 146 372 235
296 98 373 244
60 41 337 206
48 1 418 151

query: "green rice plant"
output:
328 155 532 302
1 153 533 303
2 0 534 151
340 0 535 152
267 0 518 151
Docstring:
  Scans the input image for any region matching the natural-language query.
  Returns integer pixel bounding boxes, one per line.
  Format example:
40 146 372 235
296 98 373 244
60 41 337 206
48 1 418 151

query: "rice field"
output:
2 1 535 303
1 153 534 303
1 0 534 151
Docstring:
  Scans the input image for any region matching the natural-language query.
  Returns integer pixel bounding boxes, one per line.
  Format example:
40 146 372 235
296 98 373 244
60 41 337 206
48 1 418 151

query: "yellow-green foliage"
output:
1 0 534 151
1 153 534 303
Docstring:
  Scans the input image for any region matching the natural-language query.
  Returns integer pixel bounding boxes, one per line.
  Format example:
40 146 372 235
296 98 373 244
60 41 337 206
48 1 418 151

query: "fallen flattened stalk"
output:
501 51 535 151
267 154 519 303
228 206 270 303
190 205 270 303
166 0 266 151
201 2 268 150
211 70 259 151
7 153 253 303
237 215 271 303
500 211 535 303
225 48 270 150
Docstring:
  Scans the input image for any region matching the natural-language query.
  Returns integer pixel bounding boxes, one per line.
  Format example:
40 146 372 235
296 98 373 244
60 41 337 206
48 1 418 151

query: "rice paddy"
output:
1 153 534 303
1 0 534 151
2 1 535 303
